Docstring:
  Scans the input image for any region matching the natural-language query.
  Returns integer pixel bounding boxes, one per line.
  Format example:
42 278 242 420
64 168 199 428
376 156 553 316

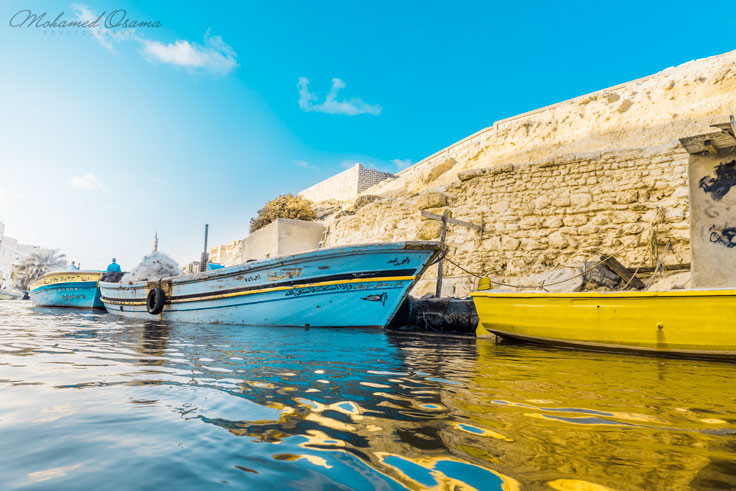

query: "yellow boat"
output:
471 289 736 359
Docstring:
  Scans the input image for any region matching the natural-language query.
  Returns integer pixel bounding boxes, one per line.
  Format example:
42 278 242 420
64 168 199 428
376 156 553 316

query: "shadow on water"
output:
1 300 736 489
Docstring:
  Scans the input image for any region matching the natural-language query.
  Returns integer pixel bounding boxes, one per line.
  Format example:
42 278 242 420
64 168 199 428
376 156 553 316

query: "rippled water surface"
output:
1 300 736 489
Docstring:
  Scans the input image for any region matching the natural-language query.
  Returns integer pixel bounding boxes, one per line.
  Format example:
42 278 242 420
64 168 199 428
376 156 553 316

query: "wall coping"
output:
395 72 660 177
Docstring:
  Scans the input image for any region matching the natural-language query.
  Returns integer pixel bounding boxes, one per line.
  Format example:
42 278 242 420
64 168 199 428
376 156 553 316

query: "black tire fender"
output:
146 287 166 315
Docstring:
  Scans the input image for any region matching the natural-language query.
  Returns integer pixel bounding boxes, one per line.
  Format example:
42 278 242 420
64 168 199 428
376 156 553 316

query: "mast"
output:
199 224 209 272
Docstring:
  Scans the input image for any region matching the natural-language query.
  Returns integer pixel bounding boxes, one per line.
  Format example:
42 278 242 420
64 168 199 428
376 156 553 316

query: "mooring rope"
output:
441 225 663 290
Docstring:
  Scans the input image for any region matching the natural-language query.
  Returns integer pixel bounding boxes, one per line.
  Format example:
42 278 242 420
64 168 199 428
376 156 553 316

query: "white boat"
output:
100 242 442 327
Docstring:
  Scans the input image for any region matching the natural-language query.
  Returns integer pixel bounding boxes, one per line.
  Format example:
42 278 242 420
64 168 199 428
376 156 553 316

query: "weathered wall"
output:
688 149 736 287
299 163 394 203
323 144 690 296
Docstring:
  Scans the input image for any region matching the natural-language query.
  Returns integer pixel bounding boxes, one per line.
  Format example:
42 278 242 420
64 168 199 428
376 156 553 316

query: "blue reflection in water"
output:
382 456 438 487
0 302 507 490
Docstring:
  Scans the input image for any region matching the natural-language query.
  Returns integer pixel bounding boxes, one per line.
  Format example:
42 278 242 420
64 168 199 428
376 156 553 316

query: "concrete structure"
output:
209 219 325 267
299 163 394 203
680 128 736 288
182 261 201 275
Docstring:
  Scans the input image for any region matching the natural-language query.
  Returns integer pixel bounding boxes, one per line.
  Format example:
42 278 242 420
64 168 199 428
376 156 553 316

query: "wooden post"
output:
601 255 645 290
199 224 209 273
435 211 448 297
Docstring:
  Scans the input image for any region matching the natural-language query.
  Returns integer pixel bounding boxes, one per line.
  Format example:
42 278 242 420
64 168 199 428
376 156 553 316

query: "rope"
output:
643 241 674 290
442 227 650 290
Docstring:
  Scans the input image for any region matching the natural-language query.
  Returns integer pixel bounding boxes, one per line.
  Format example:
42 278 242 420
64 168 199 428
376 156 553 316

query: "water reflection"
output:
0 300 735 489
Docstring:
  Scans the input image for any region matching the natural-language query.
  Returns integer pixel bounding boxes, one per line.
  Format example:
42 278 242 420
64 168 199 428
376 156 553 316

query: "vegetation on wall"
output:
250 194 316 233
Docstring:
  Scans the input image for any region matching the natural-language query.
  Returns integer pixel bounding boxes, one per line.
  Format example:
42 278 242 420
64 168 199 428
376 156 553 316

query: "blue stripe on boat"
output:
30 283 104 309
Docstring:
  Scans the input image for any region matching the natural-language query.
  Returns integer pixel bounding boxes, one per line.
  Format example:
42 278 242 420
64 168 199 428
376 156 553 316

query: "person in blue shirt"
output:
70 261 80 271
106 258 121 272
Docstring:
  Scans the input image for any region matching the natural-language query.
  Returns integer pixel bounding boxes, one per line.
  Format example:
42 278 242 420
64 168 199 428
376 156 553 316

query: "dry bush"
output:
250 194 316 233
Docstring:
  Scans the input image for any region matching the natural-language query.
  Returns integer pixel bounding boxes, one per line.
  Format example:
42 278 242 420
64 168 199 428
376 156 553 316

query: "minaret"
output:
152 231 159 253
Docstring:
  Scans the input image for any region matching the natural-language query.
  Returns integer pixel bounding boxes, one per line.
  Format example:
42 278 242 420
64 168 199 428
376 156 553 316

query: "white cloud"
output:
72 3 116 51
69 173 106 191
294 160 312 169
298 78 381 116
391 159 412 170
152 176 173 189
71 5 237 77
140 30 237 76
0 188 26 209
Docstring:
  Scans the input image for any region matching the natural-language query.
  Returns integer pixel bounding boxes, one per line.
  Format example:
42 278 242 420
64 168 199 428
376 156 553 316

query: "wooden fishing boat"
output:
29 271 105 309
0 290 22 300
471 289 736 359
100 242 442 327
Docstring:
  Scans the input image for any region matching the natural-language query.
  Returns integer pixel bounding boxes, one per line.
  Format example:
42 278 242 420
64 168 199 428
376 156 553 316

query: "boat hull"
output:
471 289 736 359
29 272 105 309
100 242 442 327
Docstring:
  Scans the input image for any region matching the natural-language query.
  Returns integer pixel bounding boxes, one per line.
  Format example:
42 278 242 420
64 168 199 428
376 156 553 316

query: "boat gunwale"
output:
471 288 736 299
31 270 103 279
100 241 443 290
29 271 104 291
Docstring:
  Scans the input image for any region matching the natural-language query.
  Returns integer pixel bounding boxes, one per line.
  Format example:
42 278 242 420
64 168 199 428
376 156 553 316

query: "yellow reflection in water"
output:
548 479 615 491
442 340 736 489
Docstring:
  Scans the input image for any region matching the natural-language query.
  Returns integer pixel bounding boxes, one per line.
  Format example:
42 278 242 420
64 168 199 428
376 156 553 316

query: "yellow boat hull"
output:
471 289 736 359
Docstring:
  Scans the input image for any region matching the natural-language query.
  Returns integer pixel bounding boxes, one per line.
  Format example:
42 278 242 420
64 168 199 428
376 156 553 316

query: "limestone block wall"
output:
322 144 690 297
299 164 394 203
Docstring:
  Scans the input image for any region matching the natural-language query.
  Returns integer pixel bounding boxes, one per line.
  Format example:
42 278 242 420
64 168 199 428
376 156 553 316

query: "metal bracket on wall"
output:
421 209 484 296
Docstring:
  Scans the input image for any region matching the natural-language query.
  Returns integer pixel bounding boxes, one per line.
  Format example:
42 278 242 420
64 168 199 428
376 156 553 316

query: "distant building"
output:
298 163 394 203
0 222 18 289
0 220 56 289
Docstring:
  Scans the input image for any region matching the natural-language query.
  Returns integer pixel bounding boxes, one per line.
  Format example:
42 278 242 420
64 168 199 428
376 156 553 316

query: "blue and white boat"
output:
100 242 442 327
29 271 105 309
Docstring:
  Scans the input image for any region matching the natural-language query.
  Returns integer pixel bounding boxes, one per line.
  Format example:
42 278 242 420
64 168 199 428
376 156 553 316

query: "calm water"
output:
1 301 735 490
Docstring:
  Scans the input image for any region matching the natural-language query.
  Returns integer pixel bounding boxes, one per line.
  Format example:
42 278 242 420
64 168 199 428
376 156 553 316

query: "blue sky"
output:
0 1 734 269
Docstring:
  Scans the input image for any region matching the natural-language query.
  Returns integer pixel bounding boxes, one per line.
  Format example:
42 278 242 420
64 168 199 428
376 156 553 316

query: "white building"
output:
0 221 18 289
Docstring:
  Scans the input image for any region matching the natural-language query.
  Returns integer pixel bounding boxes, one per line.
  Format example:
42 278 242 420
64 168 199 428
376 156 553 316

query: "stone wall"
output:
322 143 690 297
299 163 394 203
